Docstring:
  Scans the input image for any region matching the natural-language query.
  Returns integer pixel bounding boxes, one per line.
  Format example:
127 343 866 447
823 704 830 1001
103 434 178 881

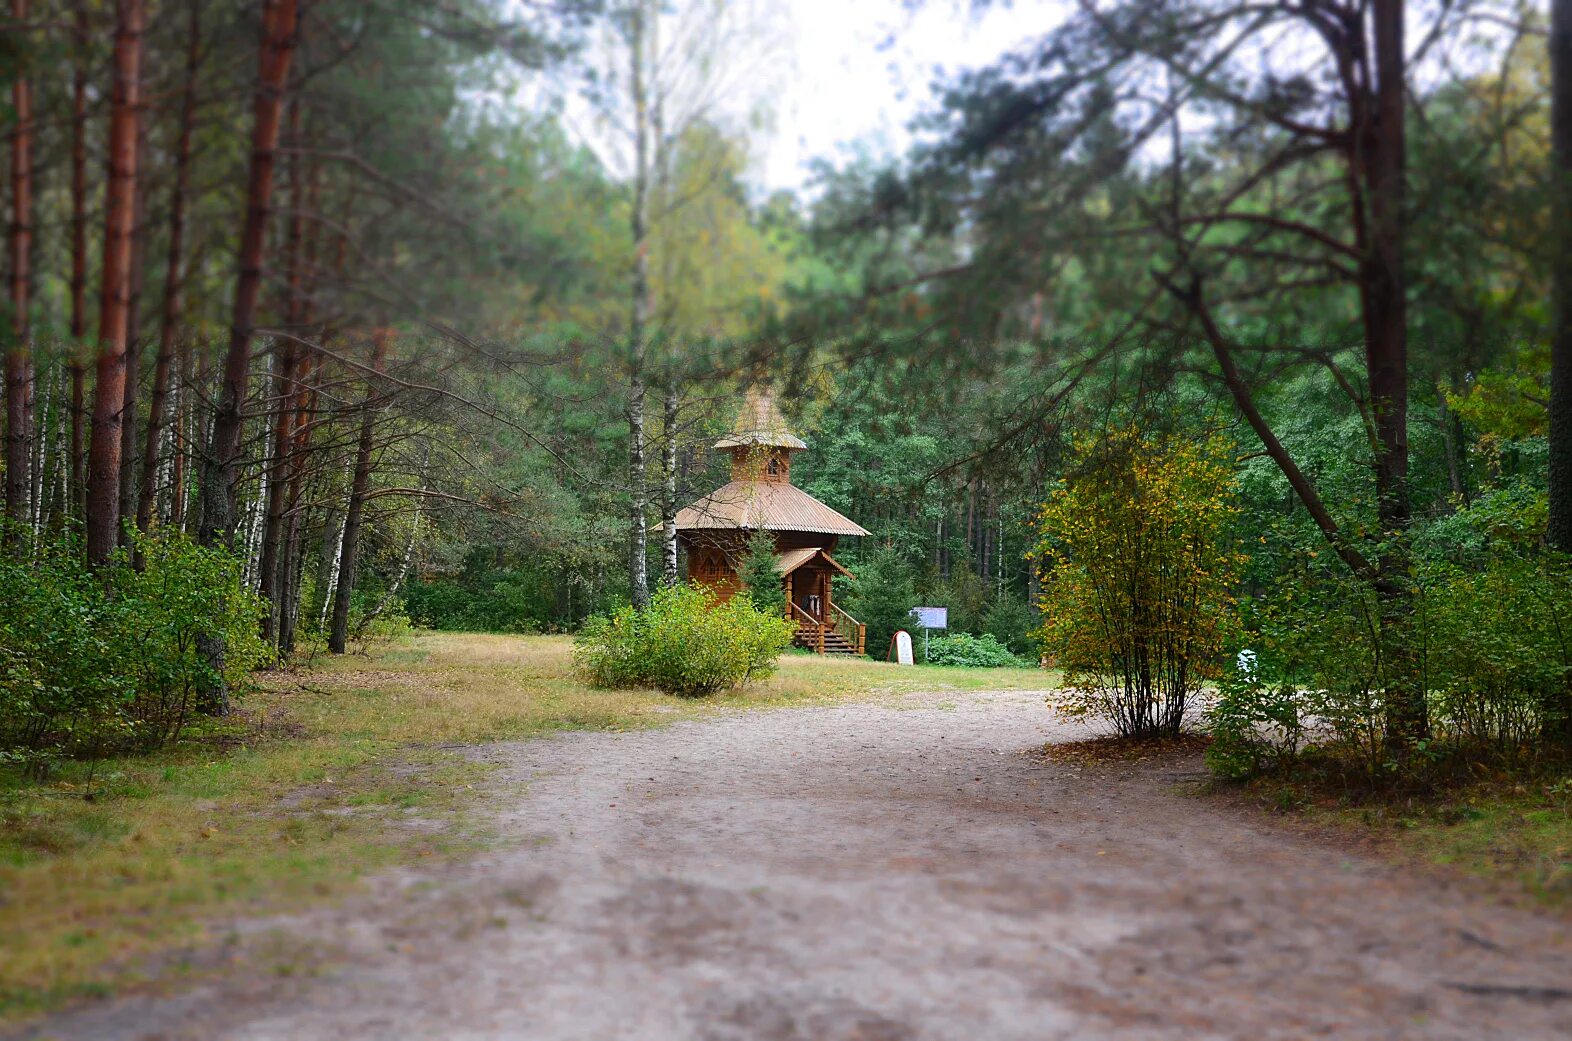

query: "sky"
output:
542 0 1515 197
539 0 1074 195
761 0 1070 191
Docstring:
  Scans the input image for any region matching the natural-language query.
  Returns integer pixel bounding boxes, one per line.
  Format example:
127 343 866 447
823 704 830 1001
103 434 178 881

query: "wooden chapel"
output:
669 388 869 655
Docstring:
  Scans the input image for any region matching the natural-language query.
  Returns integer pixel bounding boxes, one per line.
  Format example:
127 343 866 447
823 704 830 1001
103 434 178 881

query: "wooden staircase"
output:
789 601 865 656
793 623 859 655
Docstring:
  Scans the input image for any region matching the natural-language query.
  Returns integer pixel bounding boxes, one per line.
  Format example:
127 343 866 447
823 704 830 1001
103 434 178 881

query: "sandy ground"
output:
16 689 1572 1041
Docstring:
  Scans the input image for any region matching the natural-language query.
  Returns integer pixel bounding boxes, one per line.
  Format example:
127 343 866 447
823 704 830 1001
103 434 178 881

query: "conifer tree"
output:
738 530 784 618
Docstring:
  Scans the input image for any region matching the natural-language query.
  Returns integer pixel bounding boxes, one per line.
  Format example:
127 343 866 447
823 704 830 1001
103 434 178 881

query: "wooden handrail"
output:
830 603 861 627
792 601 865 655
828 602 866 656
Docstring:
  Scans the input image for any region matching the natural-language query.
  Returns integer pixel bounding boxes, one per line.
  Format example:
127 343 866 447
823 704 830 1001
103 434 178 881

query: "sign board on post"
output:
891 630 914 666
909 607 947 663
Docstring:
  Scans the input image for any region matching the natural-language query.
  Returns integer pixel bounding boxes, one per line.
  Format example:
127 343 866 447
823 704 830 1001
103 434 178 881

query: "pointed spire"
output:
713 384 807 450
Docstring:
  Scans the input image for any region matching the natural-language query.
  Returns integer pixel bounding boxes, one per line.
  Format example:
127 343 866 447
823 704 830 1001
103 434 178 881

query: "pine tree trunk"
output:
257 342 294 642
137 0 201 538
278 499 306 654
68 1 90 523
1551 0 1572 552
1548 0 1572 746
275 348 317 656
85 0 147 567
195 0 299 706
258 100 308 642
116 111 152 544
6 0 34 541
197 0 299 552
330 331 390 654
1365 0 1424 745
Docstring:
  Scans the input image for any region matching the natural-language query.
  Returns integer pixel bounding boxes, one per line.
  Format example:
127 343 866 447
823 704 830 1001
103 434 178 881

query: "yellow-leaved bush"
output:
1031 429 1243 737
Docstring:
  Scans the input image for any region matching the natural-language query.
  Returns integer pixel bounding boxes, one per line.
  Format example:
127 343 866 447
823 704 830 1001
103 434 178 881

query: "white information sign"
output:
910 607 948 630
892 630 915 666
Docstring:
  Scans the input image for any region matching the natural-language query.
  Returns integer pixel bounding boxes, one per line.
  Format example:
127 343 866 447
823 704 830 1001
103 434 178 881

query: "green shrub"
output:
0 536 123 758
404 573 544 633
402 547 566 633
1213 550 1572 782
1422 553 1572 760
922 632 1027 668
1239 570 1395 776
116 530 271 744
573 584 793 696
1204 669 1307 780
0 529 269 761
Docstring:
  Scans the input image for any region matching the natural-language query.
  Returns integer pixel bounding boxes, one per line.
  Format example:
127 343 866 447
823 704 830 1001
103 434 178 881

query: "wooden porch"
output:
781 548 865 656
790 600 866 656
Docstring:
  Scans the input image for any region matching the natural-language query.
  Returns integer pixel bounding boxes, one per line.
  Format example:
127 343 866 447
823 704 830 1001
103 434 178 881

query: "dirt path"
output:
18 690 1572 1040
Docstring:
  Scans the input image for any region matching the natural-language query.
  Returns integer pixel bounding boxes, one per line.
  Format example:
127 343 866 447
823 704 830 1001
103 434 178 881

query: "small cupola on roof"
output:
714 386 806 483
673 386 867 537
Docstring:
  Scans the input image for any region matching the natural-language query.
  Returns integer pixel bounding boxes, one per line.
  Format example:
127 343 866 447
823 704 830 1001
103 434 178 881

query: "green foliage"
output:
0 530 268 762
922 632 1027 668
1412 482 1548 566
1204 671 1307 781
1448 343 1549 442
406 576 544 634
0 537 121 761
1232 571 1397 776
1212 551 1572 781
404 550 555 633
843 546 917 661
1033 429 1243 737
296 574 416 655
1422 554 1572 759
573 585 793 696
738 530 786 618
926 565 992 635
982 594 1036 657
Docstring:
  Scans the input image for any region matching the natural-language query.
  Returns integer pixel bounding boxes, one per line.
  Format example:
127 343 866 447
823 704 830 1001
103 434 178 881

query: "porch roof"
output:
775 547 854 579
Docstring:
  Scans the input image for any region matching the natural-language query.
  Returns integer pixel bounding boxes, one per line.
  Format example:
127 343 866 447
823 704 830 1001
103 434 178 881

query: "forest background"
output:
0 0 1568 781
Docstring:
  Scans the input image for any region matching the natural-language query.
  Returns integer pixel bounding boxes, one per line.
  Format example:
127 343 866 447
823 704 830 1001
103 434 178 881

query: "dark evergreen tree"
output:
845 547 917 662
738 530 785 619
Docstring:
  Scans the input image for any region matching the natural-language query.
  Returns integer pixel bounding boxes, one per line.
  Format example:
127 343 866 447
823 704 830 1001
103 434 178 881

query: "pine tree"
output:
845 547 917 662
738 530 784 618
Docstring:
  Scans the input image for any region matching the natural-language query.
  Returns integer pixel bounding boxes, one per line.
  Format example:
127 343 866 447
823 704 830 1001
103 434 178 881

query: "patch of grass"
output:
1232 769 1572 907
1347 783 1572 906
0 632 1056 1020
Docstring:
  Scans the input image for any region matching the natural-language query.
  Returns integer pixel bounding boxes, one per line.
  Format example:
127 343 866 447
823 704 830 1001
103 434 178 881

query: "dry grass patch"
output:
0 631 1055 1020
